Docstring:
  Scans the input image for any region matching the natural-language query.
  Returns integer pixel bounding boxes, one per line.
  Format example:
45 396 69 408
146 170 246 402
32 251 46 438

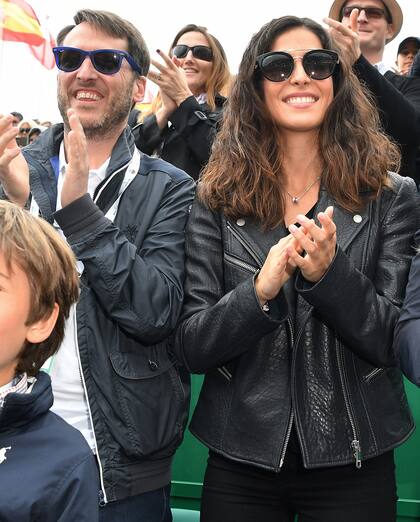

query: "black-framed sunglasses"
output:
255 49 339 82
342 5 390 21
20 127 30 133
172 44 213 62
52 46 143 75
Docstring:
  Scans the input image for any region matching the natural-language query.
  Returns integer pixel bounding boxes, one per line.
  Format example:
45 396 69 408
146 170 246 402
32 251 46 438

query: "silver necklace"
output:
286 176 321 204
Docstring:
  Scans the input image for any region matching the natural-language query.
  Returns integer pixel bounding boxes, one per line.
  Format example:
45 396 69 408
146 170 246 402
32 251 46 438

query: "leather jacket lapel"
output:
314 187 370 252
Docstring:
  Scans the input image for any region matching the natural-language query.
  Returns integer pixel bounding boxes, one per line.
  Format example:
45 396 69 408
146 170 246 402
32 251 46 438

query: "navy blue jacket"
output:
394 229 420 386
16 125 195 503
0 372 99 521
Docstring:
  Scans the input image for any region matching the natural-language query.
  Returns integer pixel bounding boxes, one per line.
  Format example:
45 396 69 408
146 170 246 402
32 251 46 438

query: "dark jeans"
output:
201 450 397 522
99 484 172 522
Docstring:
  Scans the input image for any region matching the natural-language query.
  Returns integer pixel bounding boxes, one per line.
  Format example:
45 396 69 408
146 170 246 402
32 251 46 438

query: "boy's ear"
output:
26 303 59 344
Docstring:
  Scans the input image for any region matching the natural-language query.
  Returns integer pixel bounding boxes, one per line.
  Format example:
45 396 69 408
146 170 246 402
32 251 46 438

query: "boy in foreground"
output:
0 200 99 521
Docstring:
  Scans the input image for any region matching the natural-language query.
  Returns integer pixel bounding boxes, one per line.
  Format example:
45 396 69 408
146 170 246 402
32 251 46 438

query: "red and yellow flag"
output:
0 0 55 68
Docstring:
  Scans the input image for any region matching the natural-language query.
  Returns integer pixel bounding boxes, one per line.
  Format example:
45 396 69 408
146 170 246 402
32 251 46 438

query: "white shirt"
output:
50 141 109 451
374 61 393 75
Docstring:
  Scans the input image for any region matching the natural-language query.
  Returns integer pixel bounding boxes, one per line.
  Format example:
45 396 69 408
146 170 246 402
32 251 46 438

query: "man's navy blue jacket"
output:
394 229 420 386
0 371 99 521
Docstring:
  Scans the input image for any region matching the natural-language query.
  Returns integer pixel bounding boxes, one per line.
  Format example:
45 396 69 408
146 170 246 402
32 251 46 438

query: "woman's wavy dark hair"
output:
149 24 231 114
199 16 400 229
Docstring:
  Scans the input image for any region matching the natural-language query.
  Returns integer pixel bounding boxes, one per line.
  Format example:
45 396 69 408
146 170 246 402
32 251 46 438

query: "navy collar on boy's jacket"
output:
22 123 140 221
0 371 52 433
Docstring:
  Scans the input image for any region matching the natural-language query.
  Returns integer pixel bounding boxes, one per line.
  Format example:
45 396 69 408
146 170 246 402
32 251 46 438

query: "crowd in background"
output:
11 18 420 183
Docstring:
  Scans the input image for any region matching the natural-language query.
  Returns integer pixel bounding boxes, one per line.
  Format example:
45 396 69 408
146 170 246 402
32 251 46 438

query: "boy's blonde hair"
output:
0 201 79 376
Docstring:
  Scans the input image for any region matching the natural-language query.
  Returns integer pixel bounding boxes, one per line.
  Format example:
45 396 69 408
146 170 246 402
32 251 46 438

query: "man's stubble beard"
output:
57 80 135 141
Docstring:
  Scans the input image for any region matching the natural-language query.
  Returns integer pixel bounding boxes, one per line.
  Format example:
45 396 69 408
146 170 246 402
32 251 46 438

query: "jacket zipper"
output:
73 307 108 503
279 318 295 468
224 225 261 382
224 253 258 274
226 222 296 469
336 341 362 468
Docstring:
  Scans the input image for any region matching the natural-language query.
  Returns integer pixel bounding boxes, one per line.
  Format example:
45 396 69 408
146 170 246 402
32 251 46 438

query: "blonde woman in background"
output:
131 24 231 180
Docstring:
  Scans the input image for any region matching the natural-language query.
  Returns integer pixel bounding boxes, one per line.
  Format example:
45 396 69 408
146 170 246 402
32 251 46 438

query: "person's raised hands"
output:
324 9 361 65
61 109 89 208
0 114 30 207
286 206 336 283
148 50 193 107
255 234 300 306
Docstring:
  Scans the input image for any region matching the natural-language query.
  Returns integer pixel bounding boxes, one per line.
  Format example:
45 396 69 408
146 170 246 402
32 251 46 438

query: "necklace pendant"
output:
292 197 299 204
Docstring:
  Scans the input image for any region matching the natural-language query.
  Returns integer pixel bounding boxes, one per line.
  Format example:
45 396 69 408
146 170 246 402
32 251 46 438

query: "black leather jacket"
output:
176 173 420 471
17 125 195 503
132 94 226 181
353 55 420 184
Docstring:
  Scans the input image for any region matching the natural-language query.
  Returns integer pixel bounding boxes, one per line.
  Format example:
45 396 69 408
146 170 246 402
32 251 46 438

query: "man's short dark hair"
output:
56 9 150 76
11 112 23 122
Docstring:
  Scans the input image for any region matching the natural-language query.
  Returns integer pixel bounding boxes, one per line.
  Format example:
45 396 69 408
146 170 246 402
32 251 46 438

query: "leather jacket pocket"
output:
363 367 385 384
109 343 189 458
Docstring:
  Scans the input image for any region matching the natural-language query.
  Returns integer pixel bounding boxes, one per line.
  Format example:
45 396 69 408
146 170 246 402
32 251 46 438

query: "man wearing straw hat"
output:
325 0 420 185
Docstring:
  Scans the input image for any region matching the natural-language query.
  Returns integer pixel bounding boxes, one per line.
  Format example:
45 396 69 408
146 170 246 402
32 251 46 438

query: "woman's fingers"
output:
289 224 317 255
156 49 176 68
287 207 337 282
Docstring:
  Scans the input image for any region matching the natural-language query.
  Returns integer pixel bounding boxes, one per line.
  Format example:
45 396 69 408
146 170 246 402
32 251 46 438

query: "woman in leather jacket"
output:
175 16 420 522
131 24 231 180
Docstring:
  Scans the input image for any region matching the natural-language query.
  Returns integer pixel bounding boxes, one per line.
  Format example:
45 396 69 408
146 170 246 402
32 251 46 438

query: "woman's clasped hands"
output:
255 206 336 306
287 206 336 283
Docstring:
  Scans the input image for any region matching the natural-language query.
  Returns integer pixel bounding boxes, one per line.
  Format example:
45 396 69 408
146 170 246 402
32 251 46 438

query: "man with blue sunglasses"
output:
0 8 194 522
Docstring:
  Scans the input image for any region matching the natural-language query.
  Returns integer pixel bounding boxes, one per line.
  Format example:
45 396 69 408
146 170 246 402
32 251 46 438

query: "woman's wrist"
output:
155 108 171 129
174 91 193 107
255 276 271 307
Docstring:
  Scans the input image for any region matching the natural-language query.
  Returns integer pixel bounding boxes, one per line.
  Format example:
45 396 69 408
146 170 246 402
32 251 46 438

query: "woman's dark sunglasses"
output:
255 49 339 82
52 46 143 75
172 45 213 62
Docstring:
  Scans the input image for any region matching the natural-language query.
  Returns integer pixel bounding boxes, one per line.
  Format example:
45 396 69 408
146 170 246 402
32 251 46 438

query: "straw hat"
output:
328 0 403 43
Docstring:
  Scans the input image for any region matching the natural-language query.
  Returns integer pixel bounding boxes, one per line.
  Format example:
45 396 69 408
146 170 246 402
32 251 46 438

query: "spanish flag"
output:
0 0 55 68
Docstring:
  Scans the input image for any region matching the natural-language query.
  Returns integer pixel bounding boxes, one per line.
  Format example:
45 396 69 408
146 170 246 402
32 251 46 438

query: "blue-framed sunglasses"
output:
52 46 143 75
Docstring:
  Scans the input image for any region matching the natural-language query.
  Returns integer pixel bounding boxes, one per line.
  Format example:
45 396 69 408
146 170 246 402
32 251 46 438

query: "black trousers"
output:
201 449 397 522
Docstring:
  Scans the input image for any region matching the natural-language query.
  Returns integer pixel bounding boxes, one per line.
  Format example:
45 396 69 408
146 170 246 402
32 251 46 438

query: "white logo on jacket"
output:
0 447 11 464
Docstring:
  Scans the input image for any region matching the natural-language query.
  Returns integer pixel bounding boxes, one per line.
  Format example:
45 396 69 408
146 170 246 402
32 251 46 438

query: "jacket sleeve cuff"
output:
252 271 289 323
142 114 165 143
170 96 204 131
353 54 374 76
294 245 343 298
54 194 105 239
